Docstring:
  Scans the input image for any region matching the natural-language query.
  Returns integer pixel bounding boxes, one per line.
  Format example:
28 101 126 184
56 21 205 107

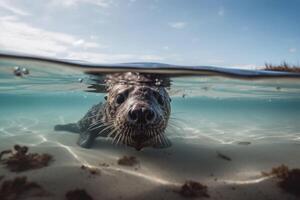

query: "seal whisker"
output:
145 130 149 137
115 134 121 145
88 123 110 131
81 114 99 121
125 135 130 146
155 130 161 141
91 119 114 130
116 133 124 145
167 123 179 130
148 130 152 137
87 120 101 129
112 132 121 145
89 119 110 127
151 130 155 137
151 130 156 137
98 124 113 134
107 127 118 139
129 135 134 145
88 119 113 129
121 129 128 145
157 132 163 145
123 127 128 136
160 134 167 146
88 123 108 131
127 127 132 137
146 130 151 137
169 118 184 127
154 134 159 145
97 125 113 137
111 133 118 144
122 134 127 145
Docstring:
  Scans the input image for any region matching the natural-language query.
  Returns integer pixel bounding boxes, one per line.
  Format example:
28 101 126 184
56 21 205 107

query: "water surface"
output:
0 53 300 200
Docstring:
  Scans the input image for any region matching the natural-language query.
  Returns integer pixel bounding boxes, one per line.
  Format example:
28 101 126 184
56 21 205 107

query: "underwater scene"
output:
0 53 300 200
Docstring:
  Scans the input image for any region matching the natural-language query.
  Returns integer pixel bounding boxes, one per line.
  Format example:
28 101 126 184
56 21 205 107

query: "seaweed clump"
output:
66 189 93 200
80 165 100 175
264 62 300 73
178 180 209 198
216 151 232 161
99 162 109 167
0 145 53 172
262 164 300 197
117 156 139 166
0 176 47 200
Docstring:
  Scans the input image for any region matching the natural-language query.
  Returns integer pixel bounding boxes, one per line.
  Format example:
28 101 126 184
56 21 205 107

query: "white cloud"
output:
72 39 101 49
66 52 135 62
0 16 164 63
168 21 187 29
289 48 297 53
49 0 112 8
139 55 164 61
0 0 30 16
231 64 261 69
0 16 103 57
66 52 164 63
218 7 224 16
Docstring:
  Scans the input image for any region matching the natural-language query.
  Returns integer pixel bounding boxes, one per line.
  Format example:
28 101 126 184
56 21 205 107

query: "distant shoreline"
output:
263 63 300 73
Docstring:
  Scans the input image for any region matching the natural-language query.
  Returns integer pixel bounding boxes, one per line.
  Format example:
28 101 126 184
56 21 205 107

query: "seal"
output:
54 72 172 151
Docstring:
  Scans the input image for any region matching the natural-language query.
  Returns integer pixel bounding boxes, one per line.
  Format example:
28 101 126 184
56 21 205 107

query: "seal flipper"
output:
77 131 96 148
54 123 80 133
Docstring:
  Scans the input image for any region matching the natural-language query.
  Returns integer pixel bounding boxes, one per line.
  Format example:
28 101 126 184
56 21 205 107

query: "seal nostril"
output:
129 110 138 121
129 107 155 124
145 109 155 122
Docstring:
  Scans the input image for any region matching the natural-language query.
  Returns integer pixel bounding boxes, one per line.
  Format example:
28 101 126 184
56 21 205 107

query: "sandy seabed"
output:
0 129 299 200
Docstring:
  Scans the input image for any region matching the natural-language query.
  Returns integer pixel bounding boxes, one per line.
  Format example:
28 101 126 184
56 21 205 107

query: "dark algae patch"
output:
80 165 100 175
66 189 93 200
0 176 47 200
178 180 209 198
237 141 251 145
262 164 300 197
0 145 53 172
117 156 139 166
216 151 231 161
99 162 109 167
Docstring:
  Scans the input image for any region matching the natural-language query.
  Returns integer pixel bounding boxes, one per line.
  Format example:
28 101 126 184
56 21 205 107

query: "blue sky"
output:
0 0 299 68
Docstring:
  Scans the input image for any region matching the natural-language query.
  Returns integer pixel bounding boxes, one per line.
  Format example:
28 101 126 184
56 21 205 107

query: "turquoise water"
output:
1 54 300 200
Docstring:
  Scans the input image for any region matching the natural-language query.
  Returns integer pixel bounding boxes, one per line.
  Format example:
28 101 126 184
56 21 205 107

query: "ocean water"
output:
0 53 300 200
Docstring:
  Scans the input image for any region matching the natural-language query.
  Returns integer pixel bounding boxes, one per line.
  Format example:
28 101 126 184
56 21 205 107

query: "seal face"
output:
104 75 171 150
55 72 171 150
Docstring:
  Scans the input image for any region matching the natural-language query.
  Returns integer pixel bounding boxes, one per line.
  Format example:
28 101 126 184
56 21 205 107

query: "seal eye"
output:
116 94 125 105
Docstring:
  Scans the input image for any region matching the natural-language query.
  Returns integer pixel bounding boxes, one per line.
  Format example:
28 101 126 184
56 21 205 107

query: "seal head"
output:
101 73 171 150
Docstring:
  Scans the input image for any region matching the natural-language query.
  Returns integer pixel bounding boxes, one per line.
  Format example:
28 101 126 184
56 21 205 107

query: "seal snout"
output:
128 104 156 125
